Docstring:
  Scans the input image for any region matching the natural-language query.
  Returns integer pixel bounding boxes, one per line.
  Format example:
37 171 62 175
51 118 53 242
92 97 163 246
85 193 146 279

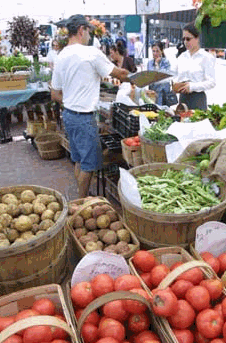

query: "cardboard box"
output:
0 79 27 91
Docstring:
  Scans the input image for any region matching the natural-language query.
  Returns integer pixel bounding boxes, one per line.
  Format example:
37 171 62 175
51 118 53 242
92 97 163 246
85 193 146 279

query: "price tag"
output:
195 221 226 257
71 251 130 286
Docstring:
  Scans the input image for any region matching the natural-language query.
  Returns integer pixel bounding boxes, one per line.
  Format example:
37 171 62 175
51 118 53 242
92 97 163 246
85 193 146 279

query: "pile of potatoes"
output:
68 199 137 255
0 190 62 248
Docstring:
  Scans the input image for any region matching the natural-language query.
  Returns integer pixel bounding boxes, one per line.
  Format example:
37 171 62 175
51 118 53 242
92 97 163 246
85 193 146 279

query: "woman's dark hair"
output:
111 41 126 56
151 41 165 58
183 23 200 38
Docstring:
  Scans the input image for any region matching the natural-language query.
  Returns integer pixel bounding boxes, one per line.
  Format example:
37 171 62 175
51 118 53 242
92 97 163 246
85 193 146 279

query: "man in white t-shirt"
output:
134 36 143 65
51 15 129 198
47 40 60 70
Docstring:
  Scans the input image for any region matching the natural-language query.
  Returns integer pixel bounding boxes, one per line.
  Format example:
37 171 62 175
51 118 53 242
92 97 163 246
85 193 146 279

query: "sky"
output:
0 0 194 30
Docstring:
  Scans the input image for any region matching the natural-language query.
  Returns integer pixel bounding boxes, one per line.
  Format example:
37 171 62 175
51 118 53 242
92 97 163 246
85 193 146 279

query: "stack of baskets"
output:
35 132 65 160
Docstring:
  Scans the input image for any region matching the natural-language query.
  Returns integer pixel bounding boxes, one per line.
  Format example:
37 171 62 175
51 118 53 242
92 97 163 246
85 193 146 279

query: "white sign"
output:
160 0 194 13
136 0 160 15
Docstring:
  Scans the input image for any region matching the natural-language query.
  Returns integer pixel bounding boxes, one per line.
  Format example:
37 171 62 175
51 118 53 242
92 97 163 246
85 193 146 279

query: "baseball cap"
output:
66 15 93 33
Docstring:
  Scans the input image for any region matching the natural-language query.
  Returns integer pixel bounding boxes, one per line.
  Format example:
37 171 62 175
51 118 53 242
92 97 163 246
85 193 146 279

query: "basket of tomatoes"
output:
129 248 226 343
66 272 167 343
121 136 143 167
0 283 79 343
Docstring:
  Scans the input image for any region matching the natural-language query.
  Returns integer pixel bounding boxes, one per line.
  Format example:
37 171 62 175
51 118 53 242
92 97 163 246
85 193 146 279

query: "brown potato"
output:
74 227 87 238
79 235 94 247
72 215 84 229
92 205 106 218
85 218 97 231
110 221 123 232
106 210 118 223
104 245 118 254
96 215 110 229
117 229 130 243
116 241 130 254
102 231 117 245
86 231 98 242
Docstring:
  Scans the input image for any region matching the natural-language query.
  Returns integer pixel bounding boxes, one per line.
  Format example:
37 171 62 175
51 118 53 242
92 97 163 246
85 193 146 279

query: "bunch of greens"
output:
0 55 31 72
143 111 177 142
137 168 222 214
195 0 226 30
189 103 226 129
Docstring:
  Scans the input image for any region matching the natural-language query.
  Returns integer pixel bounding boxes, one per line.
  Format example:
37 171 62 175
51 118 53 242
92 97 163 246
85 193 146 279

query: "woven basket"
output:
118 163 226 247
66 196 140 259
0 284 78 343
121 138 143 167
35 132 65 160
65 281 163 343
59 133 70 152
44 120 57 131
0 185 68 295
27 120 45 137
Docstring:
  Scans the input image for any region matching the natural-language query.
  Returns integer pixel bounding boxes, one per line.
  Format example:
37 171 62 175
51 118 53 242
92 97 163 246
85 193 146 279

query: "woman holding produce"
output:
147 41 171 106
172 23 216 110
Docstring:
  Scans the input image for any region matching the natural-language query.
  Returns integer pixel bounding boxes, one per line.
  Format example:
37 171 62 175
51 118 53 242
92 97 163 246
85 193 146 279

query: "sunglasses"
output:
183 37 193 42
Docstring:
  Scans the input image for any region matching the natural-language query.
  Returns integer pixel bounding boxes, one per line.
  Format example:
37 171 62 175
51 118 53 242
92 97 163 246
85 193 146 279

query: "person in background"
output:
47 40 60 70
134 36 143 66
147 41 171 105
176 40 186 58
0 36 12 56
110 41 137 73
116 31 127 49
173 23 216 110
100 30 113 57
51 15 129 198
127 37 135 62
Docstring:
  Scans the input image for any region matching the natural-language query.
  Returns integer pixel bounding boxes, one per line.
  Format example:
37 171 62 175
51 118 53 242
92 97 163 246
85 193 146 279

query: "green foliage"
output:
0 55 31 72
189 103 226 129
195 0 226 30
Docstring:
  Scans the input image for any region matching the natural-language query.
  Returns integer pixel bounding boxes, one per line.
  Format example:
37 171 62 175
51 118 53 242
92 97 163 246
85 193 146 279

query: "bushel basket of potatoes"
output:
66 196 140 259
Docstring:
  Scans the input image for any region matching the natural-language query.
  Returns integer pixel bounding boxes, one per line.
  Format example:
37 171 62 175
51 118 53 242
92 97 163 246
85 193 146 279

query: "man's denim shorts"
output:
62 108 103 172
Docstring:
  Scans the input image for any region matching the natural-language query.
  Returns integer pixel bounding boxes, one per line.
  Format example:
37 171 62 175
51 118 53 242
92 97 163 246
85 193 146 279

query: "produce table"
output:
0 83 51 144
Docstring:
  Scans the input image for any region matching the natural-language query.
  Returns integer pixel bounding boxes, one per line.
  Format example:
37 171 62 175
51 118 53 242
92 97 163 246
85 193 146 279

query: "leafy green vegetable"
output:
195 0 226 30
189 103 226 129
137 168 222 214
143 113 177 142
0 55 31 72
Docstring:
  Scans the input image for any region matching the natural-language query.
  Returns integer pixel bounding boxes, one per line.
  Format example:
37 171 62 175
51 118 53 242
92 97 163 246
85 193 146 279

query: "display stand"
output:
0 108 13 144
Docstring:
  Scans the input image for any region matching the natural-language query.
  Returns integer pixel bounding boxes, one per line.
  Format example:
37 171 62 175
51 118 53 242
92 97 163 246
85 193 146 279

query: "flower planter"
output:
201 18 226 48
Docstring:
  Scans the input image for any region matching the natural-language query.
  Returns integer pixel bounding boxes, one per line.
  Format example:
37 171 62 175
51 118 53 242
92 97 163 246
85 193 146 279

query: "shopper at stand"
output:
47 40 60 70
173 23 216 110
110 41 137 73
134 36 144 66
51 14 129 199
147 41 171 106
116 31 127 49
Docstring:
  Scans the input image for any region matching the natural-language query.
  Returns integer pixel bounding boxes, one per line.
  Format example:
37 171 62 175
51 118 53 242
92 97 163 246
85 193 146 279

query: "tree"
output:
7 16 39 56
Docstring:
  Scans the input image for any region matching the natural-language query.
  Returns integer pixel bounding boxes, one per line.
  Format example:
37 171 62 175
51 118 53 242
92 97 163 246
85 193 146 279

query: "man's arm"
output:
51 88 63 104
110 66 130 83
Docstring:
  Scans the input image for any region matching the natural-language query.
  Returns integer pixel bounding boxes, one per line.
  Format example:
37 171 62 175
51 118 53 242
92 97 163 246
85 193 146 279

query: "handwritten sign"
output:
195 221 226 257
71 251 130 286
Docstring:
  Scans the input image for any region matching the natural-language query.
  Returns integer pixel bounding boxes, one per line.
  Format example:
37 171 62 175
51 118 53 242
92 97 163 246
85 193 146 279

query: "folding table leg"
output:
96 170 100 195
102 169 106 197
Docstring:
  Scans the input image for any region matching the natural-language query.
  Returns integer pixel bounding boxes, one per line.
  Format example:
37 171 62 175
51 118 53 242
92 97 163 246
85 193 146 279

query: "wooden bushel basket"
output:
118 163 226 247
35 132 65 160
65 196 140 259
0 185 68 295
0 284 79 343
121 138 143 167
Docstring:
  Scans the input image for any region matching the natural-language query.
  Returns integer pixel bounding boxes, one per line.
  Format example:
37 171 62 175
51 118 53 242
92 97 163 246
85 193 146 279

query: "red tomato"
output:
200 279 223 300
168 300 195 329
0 316 15 332
130 141 138 146
15 309 40 336
149 264 170 287
32 298 55 316
220 297 226 318
196 309 223 339
123 288 149 314
81 323 98 343
23 326 53 343
91 274 114 298
213 304 223 319
75 309 100 326
51 315 68 340
194 330 211 343
2 335 23 343
95 338 120 343
135 142 141 146
185 285 210 311
201 252 220 274
98 318 125 341
51 340 71 343
125 138 135 146
140 272 153 289
114 275 142 291
172 329 194 343
134 330 160 343
103 300 128 322
134 136 140 143
70 282 94 308
171 280 193 299
177 267 204 285
210 339 225 343
128 313 150 333
150 289 178 317
217 253 226 274
132 251 156 272
170 261 184 271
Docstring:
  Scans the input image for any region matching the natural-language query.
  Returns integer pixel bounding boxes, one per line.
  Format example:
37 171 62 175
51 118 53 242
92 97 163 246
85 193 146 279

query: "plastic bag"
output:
119 167 142 208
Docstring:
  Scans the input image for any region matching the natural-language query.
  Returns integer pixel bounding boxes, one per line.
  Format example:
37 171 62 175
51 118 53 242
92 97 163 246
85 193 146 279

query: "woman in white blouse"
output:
173 23 216 110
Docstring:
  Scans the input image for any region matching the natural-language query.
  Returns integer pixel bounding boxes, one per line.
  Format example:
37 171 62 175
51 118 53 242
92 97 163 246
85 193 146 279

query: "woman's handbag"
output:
162 89 178 107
